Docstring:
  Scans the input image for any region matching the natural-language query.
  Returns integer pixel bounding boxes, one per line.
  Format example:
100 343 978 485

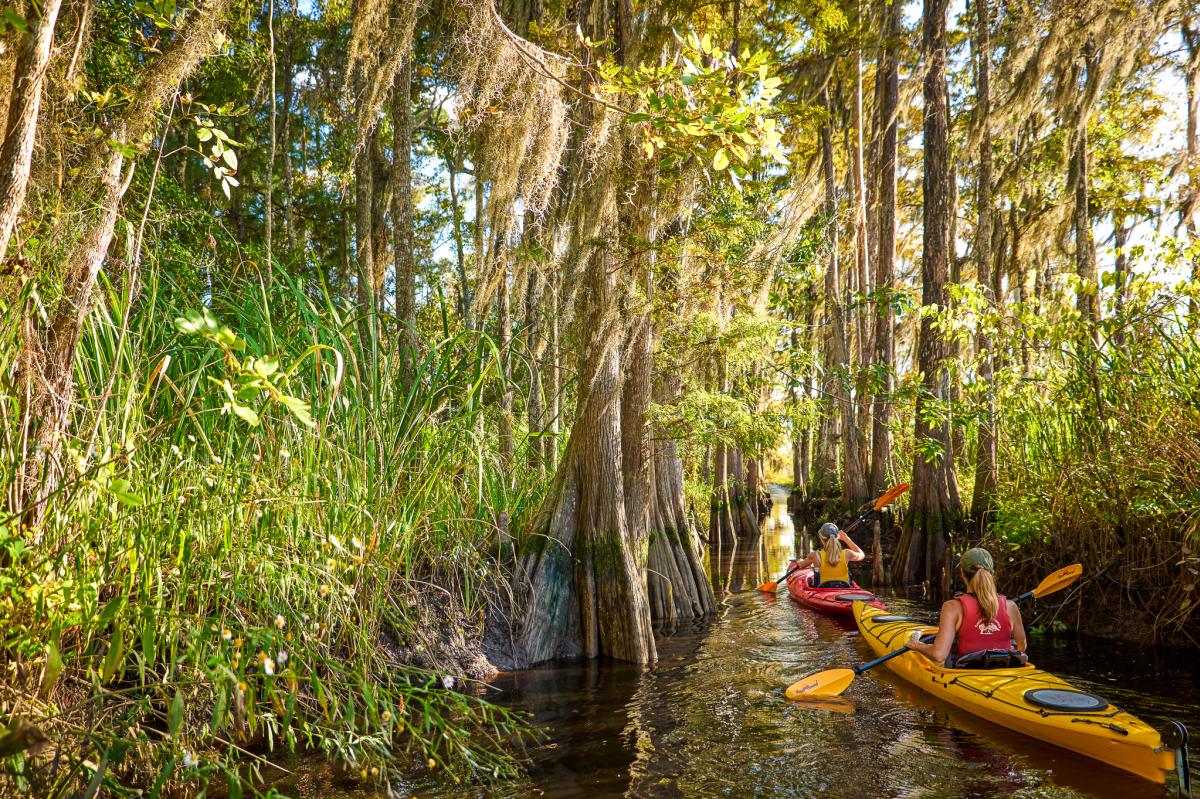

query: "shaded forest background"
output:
2 0 1200 794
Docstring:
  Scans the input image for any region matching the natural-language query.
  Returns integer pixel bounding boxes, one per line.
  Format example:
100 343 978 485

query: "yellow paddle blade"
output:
873 483 910 511
757 581 779 593
1032 563 1083 599
785 668 856 700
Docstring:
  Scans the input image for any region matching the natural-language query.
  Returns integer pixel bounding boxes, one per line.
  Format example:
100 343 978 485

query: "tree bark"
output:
392 60 417 367
892 0 961 591
0 0 64 267
508 246 656 665
823 92 869 503
969 0 997 540
870 0 900 495
1185 19 1200 315
1072 39 1100 339
447 159 472 328
1113 213 1129 349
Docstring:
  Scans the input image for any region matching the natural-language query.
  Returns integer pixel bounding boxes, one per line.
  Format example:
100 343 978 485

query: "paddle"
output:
785 563 1084 700
756 483 911 593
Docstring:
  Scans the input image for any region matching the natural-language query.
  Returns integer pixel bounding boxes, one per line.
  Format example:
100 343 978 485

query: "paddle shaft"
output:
771 507 879 586
851 587 1042 676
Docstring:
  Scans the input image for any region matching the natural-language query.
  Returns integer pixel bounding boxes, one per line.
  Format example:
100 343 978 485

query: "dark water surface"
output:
295 487 1200 799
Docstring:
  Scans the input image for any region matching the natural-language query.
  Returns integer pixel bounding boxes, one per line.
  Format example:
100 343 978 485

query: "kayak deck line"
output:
853 600 1181 787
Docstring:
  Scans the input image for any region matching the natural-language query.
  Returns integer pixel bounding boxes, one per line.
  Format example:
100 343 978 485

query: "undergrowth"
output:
0 268 543 796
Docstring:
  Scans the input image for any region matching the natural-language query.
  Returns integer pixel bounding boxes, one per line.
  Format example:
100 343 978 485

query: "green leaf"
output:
109 478 144 507
195 126 212 142
38 639 62 700
3 8 28 33
168 689 184 738
210 685 228 733
230 401 260 427
100 628 124 683
98 595 126 625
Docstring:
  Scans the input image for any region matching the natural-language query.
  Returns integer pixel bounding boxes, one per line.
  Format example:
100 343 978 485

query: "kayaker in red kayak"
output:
905 547 1029 669
791 522 865 588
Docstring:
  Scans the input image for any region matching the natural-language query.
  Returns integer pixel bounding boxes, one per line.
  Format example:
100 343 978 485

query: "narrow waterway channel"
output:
294 486 1200 799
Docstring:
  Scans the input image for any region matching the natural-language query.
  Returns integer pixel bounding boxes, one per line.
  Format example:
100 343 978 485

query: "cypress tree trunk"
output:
969 0 997 539
508 245 656 665
0 0 63 267
892 0 961 591
870 0 900 495
1072 39 1100 341
822 92 869 503
392 60 417 364
1185 19 1200 316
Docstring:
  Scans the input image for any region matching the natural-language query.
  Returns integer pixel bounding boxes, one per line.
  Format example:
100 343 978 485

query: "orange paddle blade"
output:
785 668 856 699
757 580 779 593
873 482 910 511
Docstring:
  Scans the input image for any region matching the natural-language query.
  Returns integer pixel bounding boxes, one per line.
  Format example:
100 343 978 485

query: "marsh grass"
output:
0 267 542 796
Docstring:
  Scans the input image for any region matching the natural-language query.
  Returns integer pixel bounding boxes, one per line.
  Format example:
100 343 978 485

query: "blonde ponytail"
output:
969 568 999 623
823 535 843 566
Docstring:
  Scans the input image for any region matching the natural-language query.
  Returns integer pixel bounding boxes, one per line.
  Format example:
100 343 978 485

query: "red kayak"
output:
784 562 885 617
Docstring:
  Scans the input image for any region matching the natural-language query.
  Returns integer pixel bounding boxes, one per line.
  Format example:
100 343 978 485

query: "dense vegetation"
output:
1 0 1198 794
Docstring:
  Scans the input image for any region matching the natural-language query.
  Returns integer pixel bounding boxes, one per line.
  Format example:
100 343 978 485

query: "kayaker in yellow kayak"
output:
792 522 865 588
905 547 1029 669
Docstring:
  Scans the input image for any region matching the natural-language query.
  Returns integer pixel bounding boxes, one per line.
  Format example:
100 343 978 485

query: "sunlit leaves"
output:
596 30 793 185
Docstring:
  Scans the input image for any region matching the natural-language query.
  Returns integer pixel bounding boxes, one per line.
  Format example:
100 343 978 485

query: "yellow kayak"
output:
853 600 1178 784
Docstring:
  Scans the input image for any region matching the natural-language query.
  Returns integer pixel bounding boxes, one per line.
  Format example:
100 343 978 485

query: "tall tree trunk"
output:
1072 39 1100 341
12 0 230 528
546 269 560 468
508 239 656 665
524 266 546 471
447 159 472 328
892 0 961 592
814 101 841 496
264 0 276 272
1113 213 1129 350
823 93 869 504
354 130 376 326
646 372 718 621
370 133 391 305
392 60 417 367
1183 19 1199 317
870 0 900 495
969 0 997 540
280 0 297 255
0 0 64 267
852 17 872 466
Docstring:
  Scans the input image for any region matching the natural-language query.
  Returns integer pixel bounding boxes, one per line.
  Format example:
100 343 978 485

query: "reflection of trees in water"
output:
707 487 801 597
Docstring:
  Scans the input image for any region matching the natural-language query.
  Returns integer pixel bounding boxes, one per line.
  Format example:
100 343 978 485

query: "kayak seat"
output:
816 580 852 589
950 649 1029 670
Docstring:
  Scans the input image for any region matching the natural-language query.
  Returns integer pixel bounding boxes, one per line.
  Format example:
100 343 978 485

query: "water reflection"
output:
313 485 1197 799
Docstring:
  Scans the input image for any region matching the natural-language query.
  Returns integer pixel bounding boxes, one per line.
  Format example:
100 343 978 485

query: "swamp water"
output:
288 487 1200 799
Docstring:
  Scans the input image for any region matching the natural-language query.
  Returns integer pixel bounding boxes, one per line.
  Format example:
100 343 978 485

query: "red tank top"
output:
955 593 1013 655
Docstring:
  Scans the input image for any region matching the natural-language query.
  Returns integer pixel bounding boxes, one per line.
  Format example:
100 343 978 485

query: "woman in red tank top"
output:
905 548 1028 668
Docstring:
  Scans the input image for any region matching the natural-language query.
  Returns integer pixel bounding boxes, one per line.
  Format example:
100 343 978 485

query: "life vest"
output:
817 550 849 585
955 592 1013 656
